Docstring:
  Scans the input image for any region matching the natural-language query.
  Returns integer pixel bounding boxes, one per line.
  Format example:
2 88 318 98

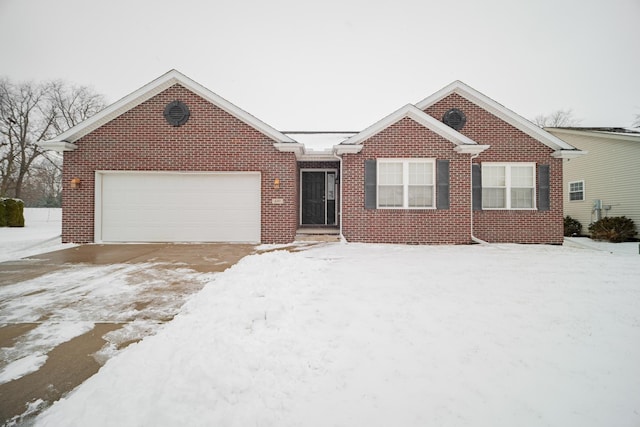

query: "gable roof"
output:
415 80 584 158
40 69 294 151
339 104 489 155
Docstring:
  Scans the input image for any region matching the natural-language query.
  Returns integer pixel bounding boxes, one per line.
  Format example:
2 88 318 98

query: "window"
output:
569 180 584 201
482 163 536 209
378 159 435 208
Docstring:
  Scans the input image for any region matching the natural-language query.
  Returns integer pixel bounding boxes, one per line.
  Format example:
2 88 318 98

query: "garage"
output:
95 172 261 243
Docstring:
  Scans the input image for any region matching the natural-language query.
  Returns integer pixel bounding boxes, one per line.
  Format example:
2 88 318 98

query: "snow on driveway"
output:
34 242 640 427
0 262 215 385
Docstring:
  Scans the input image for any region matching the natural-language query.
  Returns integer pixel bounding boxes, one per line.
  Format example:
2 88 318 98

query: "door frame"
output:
299 168 338 226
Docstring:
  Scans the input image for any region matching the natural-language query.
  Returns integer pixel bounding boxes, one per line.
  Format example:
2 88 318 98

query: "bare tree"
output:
19 156 63 206
633 113 640 128
533 109 581 128
0 78 105 200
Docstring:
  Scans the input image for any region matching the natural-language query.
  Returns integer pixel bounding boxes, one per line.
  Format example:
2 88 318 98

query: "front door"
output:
301 171 336 225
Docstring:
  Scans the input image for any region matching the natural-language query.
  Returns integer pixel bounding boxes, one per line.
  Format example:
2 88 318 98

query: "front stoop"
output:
295 227 341 242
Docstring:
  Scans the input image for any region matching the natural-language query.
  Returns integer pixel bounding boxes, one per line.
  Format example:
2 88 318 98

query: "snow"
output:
284 132 356 151
0 208 71 263
1 209 215 391
28 240 640 427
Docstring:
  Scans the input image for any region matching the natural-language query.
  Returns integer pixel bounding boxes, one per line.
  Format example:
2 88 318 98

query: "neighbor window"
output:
569 180 584 201
482 163 536 209
378 159 435 208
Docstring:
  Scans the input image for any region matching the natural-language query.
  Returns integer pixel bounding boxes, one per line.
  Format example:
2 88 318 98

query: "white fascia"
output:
37 140 78 152
416 81 579 152
454 144 490 155
342 104 479 148
333 144 363 155
551 149 588 159
42 69 295 146
273 142 305 158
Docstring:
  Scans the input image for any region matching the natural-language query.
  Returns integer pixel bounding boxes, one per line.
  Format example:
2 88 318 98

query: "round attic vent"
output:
442 108 466 130
164 101 190 126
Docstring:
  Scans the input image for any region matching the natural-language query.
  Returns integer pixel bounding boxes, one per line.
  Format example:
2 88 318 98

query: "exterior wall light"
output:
70 177 81 188
274 178 280 189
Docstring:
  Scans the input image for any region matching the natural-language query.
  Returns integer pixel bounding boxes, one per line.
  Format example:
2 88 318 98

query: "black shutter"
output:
472 163 482 211
538 164 550 211
364 159 377 209
436 160 450 209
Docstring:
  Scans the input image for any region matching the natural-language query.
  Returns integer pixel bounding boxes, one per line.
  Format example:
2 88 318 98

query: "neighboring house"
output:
545 127 640 234
40 70 583 245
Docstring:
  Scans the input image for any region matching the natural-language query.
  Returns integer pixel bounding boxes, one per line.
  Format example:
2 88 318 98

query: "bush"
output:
564 216 582 237
3 198 25 227
588 216 637 243
0 199 6 227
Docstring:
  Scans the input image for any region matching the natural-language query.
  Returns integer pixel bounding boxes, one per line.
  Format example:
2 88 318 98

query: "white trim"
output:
552 149 588 159
416 81 581 153
333 144 364 155
481 162 537 210
376 158 436 209
273 142 305 157
341 104 480 148
454 144 490 155
568 179 585 202
37 141 78 152
45 69 294 146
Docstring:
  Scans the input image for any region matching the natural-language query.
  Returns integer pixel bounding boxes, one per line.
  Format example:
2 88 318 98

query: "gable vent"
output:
442 108 466 131
164 101 190 126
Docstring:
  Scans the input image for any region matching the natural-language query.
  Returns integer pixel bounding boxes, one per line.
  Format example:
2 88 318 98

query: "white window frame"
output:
377 158 436 209
481 162 537 210
568 180 585 202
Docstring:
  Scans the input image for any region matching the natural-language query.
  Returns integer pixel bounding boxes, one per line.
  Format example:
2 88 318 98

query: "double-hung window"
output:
569 180 585 201
482 163 536 209
377 159 435 208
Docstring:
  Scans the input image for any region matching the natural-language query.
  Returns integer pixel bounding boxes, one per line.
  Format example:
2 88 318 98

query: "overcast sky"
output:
1 0 639 130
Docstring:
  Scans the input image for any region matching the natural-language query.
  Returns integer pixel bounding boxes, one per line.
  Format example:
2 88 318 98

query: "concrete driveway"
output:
0 243 256 425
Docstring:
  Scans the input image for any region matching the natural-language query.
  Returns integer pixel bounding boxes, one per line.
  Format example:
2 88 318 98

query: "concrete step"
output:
295 228 341 242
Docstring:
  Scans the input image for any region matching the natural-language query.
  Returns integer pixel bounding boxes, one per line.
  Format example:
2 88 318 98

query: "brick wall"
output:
425 93 564 244
62 84 298 244
341 117 473 244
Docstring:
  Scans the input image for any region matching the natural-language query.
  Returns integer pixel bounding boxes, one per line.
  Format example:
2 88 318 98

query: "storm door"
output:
301 170 337 225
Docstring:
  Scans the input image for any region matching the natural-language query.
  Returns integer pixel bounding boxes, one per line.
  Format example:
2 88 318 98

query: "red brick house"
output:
41 70 583 245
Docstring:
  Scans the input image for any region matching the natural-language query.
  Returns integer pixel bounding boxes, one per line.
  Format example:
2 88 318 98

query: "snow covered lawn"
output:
0 208 68 263
34 241 640 427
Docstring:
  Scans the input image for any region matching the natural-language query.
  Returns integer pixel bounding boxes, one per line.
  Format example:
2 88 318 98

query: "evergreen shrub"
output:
0 199 6 227
564 216 582 237
588 216 637 243
3 198 25 227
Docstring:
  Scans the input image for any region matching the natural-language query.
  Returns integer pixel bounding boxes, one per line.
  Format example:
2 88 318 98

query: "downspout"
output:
470 153 489 245
331 149 345 241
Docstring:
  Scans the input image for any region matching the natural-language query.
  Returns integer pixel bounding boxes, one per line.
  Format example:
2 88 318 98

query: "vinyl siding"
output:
548 130 640 235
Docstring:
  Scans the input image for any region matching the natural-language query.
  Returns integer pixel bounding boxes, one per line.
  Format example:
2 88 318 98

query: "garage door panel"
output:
98 172 261 243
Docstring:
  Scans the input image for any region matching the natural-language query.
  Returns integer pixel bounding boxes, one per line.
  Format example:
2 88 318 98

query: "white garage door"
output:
96 172 261 243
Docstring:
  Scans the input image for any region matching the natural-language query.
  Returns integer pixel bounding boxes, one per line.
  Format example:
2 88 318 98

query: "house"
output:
545 127 640 234
40 70 584 245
